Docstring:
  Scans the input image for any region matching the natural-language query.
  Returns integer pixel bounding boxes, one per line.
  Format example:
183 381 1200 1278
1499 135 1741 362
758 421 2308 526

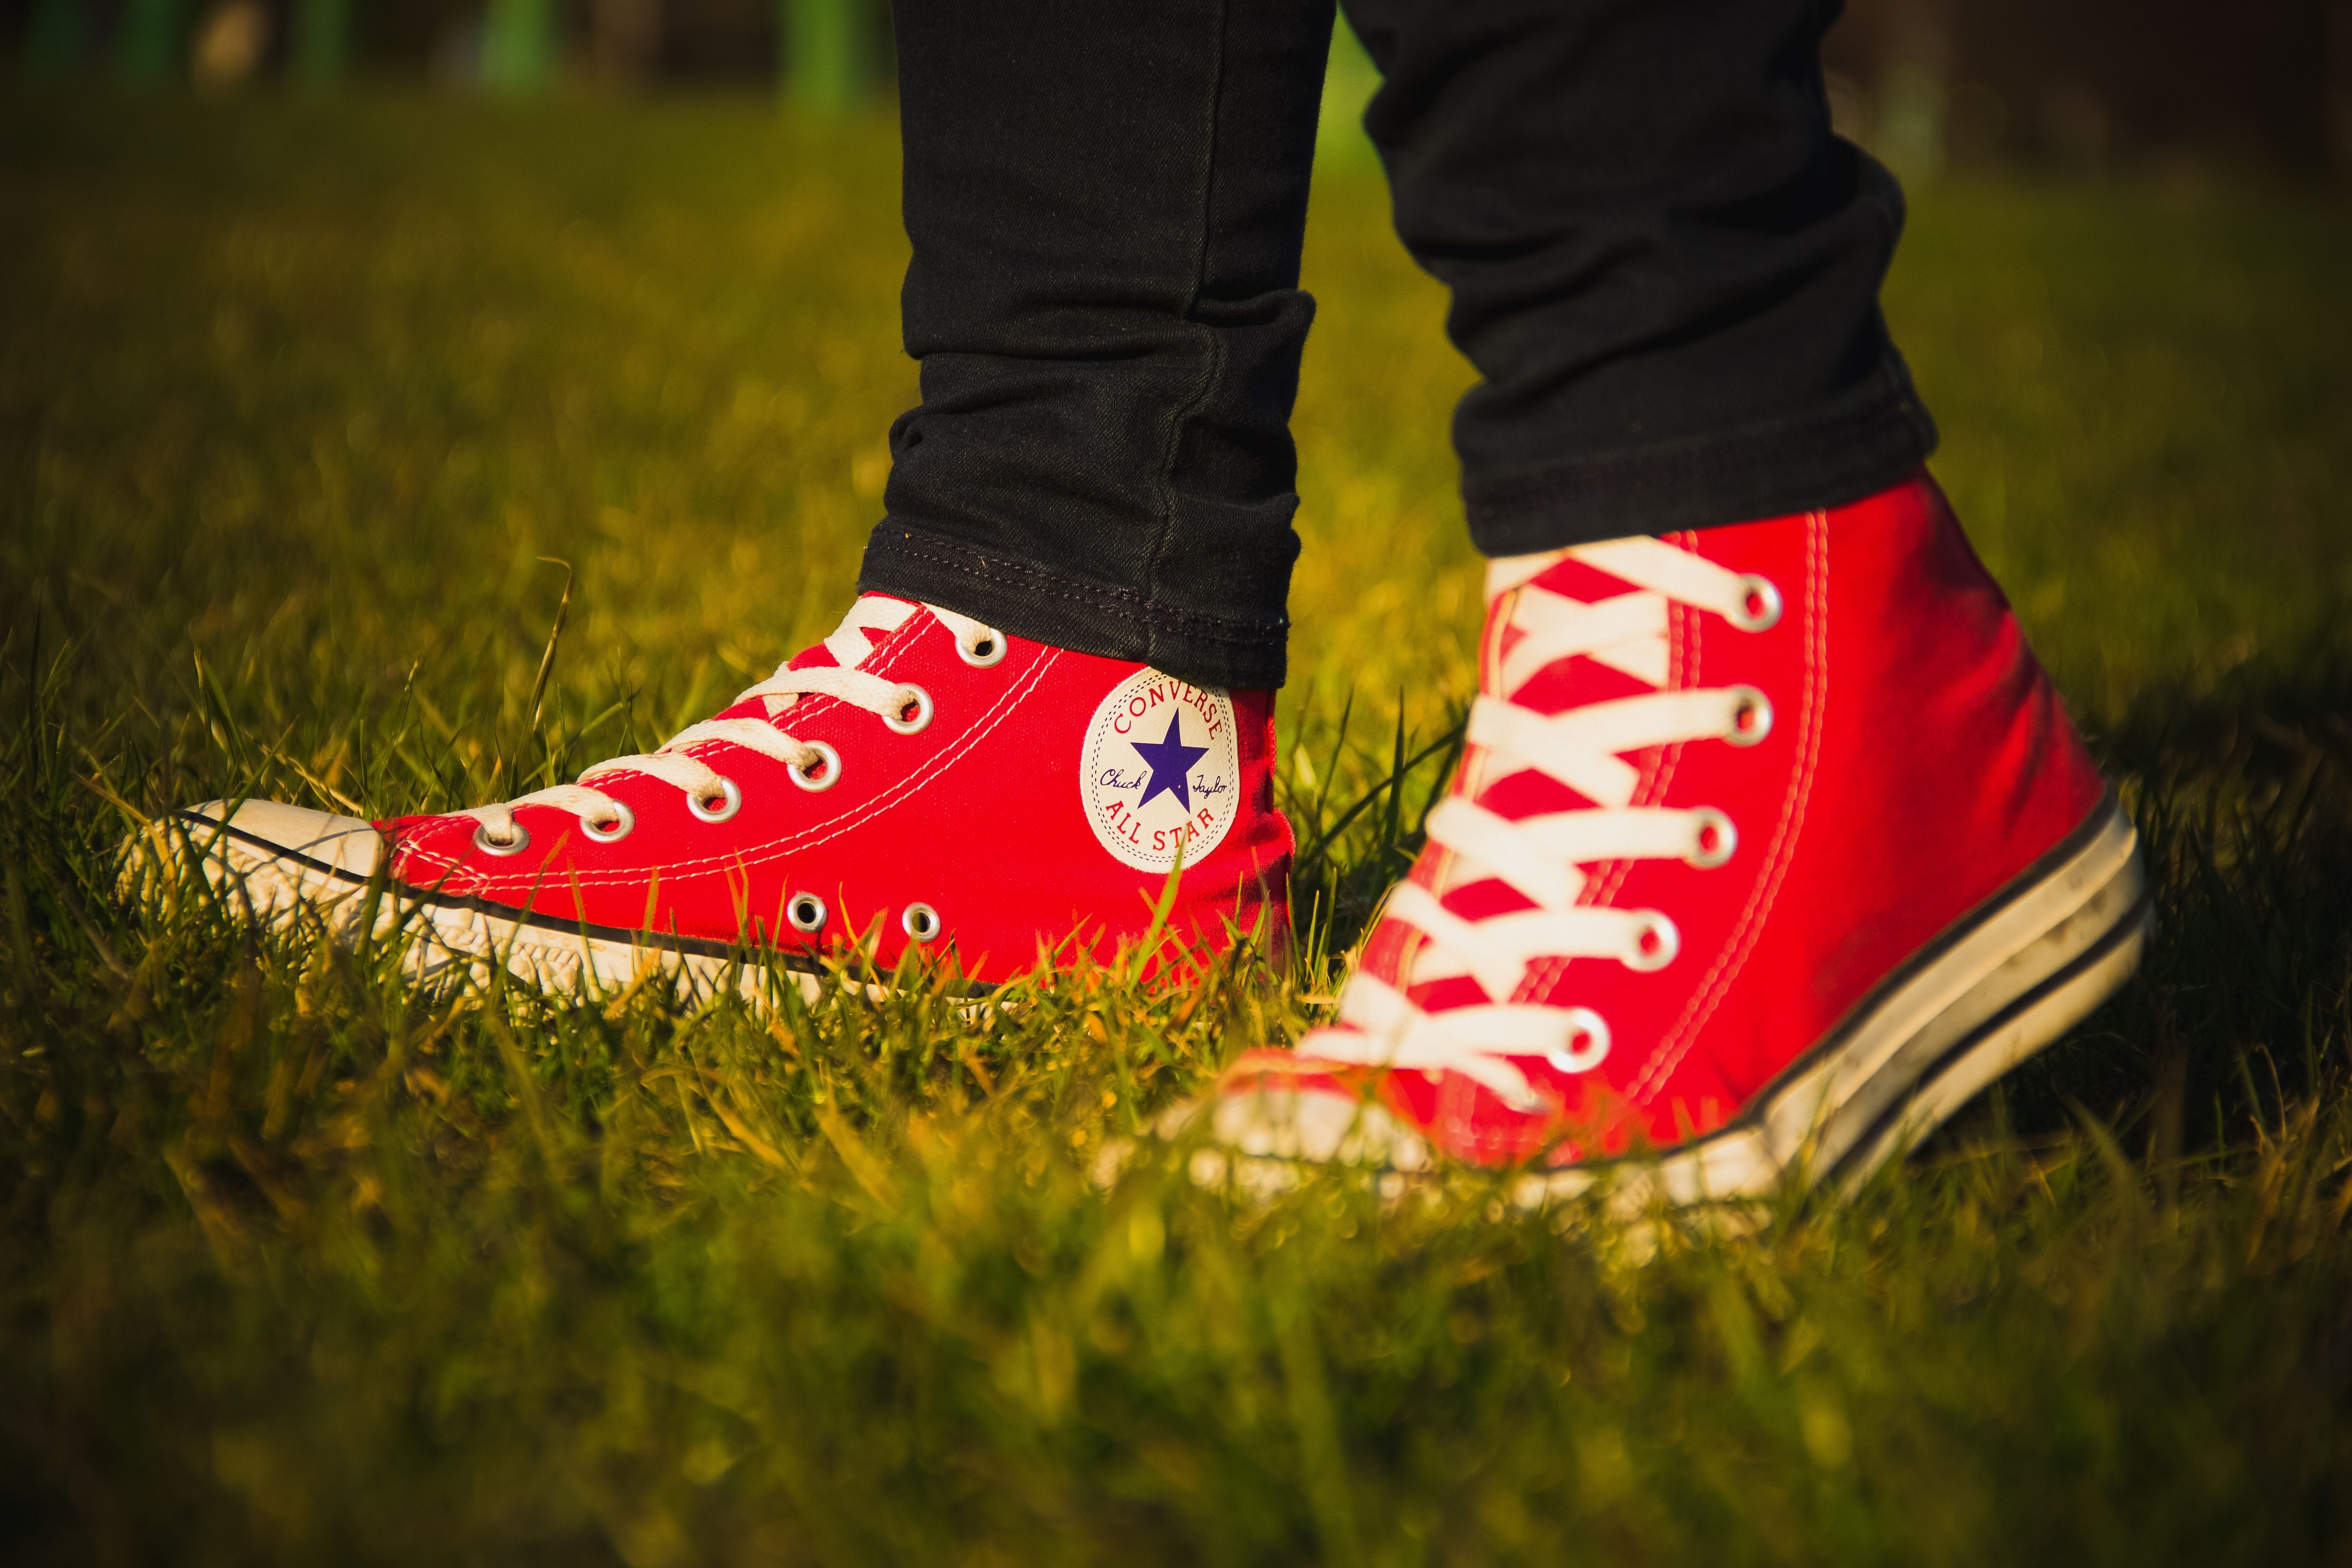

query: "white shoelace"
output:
461 596 1004 851
1298 536 1783 1108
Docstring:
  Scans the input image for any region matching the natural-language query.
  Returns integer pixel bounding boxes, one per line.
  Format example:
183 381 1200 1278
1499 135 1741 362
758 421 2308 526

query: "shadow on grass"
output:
1936 646 2352 1156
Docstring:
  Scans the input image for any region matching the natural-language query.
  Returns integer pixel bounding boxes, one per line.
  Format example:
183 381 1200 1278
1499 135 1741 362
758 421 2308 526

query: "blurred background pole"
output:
23 0 82 79
114 0 188 84
1317 15 1380 170
1875 0 1951 179
781 0 860 111
482 0 558 94
589 0 661 84
2331 0 2352 176
292 0 357 88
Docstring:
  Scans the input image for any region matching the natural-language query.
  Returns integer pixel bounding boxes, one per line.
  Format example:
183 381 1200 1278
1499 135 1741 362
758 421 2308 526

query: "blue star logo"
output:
1127 713 1209 813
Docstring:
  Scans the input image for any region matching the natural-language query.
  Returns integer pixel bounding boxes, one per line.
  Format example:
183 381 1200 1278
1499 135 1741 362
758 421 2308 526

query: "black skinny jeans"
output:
859 0 1937 691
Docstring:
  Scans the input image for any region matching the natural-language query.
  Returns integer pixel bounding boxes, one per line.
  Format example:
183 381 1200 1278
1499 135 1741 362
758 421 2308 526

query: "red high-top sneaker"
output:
163 595 1291 997
1197 474 2149 1200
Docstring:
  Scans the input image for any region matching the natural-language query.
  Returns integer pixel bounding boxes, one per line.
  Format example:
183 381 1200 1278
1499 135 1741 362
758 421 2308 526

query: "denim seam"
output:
866 531 1289 650
1140 0 1237 670
1463 376 1932 523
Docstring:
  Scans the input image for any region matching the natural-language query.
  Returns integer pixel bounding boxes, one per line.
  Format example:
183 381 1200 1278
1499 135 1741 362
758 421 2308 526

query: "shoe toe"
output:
1161 1077 1432 1194
184 799 382 875
134 799 383 922
1217 1082 1428 1167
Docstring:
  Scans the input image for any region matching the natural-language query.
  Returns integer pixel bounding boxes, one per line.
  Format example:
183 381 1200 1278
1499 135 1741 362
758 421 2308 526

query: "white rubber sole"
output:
1196 796 2152 1209
137 800 833 1008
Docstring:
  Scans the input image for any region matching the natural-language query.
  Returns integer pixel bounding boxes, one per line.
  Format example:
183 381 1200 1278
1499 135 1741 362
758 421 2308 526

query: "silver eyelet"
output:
788 741 843 793
787 892 827 934
901 902 941 942
1544 1007 1612 1074
1728 573 1784 632
473 820 530 858
1724 685 1774 748
956 630 1006 668
579 800 635 844
883 684 933 736
688 776 743 823
1622 910 1680 973
1686 806 1737 868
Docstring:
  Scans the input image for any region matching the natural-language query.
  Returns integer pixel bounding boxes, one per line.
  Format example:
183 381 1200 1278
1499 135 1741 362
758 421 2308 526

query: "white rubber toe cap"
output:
128 799 387 928
184 799 383 880
1153 1083 1432 1197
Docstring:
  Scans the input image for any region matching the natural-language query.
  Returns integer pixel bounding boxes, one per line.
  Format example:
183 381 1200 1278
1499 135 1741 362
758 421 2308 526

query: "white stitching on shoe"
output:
400 640 1060 894
1627 511 1830 1103
1297 534 1788 1108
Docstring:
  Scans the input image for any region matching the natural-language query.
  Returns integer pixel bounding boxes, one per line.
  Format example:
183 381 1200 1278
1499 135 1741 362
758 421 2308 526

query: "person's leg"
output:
1348 0 1936 549
1197 0 2149 1195
862 0 1337 693
159 0 1338 993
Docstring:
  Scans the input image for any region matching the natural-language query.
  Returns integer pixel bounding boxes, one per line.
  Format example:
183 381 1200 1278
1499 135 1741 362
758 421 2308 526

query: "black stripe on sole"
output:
1823 886 2154 1187
179 809 990 989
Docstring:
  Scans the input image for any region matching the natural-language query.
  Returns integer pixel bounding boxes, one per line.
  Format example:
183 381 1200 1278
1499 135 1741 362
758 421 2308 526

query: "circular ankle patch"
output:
1081 671 1242 873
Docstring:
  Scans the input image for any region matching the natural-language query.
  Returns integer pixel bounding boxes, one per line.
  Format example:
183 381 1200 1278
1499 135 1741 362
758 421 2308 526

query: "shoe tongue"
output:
1528 553 1651 603
786 593 922 672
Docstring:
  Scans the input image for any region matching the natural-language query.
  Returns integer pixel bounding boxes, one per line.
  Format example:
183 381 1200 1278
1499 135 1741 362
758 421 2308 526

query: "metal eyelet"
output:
473 820 530 858
688 776 743 823
883 684 933 736
1723 685 1774 747
1728 573 1784 632
579 800 635 844
956 630 1006 668
787 892 827 934
1686 807 1737 868
789 741 843 793
901 902 941 942
1622 910 1681 973
1544 1007 1612 1074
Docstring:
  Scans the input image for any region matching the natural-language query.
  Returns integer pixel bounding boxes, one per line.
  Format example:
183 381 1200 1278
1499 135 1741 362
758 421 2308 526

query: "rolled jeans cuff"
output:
859 525 1292 692
1464 372 1940 556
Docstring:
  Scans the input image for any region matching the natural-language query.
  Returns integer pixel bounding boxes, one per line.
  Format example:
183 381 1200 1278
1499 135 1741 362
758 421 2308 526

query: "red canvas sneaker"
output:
162 595 1291 998
1195 474 2150 1200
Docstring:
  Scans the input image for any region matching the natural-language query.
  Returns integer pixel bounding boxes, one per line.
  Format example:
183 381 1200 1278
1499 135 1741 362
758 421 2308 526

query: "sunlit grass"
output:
3 94 2349 1563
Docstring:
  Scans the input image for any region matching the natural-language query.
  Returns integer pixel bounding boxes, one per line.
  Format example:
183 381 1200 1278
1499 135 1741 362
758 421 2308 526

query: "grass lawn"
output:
4 93 2351 1565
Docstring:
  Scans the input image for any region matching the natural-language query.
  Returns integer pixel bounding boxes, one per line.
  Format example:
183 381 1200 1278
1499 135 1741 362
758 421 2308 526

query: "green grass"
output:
5 93 2352 1565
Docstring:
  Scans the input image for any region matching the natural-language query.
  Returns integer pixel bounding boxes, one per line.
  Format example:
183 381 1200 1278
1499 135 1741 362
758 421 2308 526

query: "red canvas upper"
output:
1223 472 2104 1164
377 597 1292 983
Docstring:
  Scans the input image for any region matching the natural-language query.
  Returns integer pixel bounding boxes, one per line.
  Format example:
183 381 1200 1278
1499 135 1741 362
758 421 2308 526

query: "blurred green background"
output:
7 0 2352 179
4 6 2352 1564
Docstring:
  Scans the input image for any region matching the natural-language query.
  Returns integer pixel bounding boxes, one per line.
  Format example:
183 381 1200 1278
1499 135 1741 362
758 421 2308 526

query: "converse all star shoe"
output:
157 595 1291 997
1196 474 2150 1201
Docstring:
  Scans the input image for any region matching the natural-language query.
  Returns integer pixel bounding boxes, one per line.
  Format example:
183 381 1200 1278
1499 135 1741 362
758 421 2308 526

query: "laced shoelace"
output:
1296 536 1783 1108
461 597 1005 854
